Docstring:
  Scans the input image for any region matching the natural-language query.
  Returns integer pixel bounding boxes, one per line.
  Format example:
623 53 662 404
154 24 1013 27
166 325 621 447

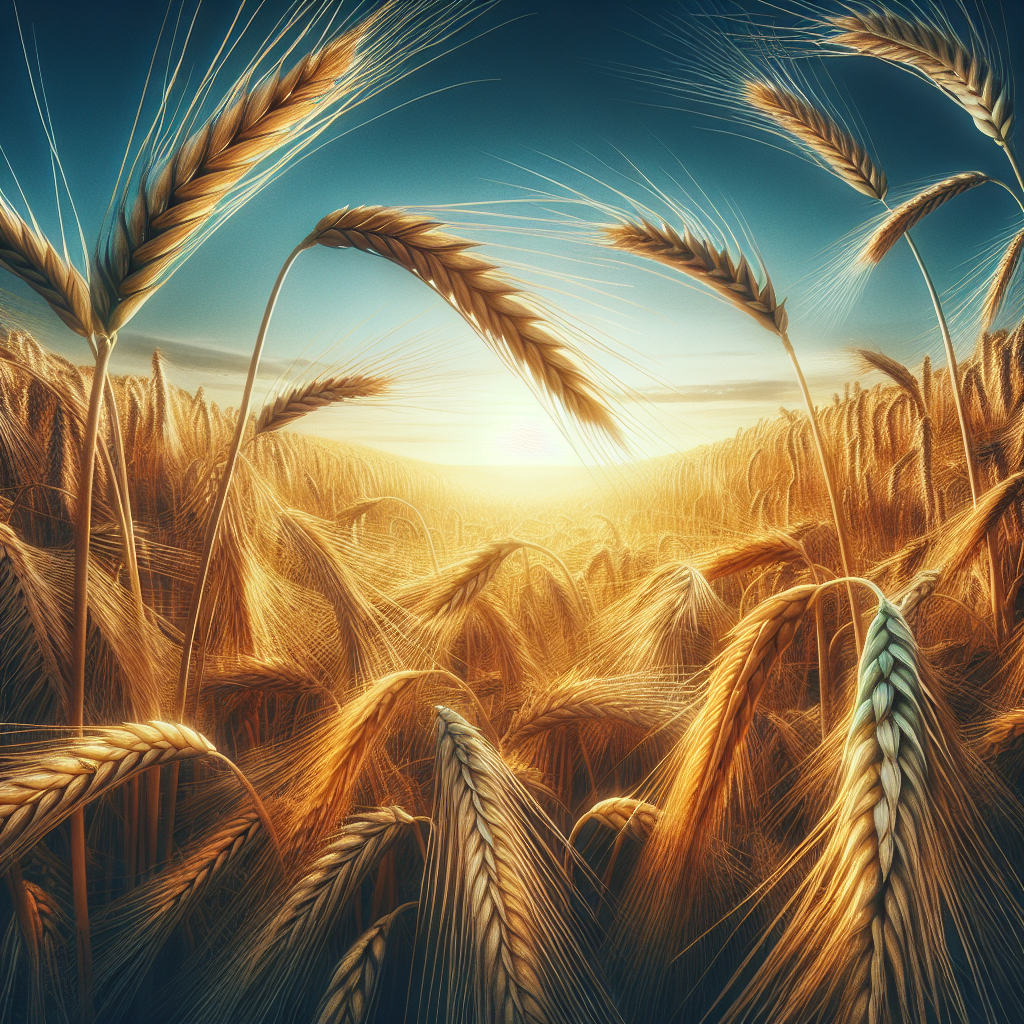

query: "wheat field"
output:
4 1 1024 1023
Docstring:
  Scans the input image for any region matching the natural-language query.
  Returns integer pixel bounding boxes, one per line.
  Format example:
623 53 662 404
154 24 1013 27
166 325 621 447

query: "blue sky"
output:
1 0 1022 465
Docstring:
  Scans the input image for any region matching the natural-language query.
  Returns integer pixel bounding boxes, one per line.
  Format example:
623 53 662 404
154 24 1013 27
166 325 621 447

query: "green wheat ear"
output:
849 596 926 881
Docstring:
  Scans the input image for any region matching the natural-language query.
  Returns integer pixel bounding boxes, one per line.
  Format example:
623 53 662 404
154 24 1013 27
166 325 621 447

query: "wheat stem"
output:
70 333 114 1024
781 332 864 652
902 233 1004 641
175 240 310 720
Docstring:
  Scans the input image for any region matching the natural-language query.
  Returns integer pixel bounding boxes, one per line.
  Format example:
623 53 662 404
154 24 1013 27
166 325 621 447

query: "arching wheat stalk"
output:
604 220 863 650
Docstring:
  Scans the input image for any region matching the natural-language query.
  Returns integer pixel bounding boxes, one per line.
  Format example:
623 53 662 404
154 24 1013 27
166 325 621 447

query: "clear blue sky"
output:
1 0 1021 464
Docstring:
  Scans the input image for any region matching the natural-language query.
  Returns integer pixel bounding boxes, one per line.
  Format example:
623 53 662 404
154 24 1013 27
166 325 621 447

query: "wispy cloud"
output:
115 333 320 379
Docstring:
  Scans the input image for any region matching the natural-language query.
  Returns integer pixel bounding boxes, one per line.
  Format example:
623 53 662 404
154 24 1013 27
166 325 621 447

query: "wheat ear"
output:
314 902 416 1024
935 470 1024 581
92 811 261 1016
306 206 620 441
95 13 379 332
862 173 990 263
603 219 788 335
698 531 804 580
254 374 391 435
568 796 661 886
855 349 926 415
504 684 663 748
0 722 214 872
982 228 1024 332
195 807 415 1024
976 710 1024 758
829 9 1014 144
723 597 943 1024
616 584 818 1003
0 198 95 336
744 80 887 199
568 796 660 849
414 706 624 1024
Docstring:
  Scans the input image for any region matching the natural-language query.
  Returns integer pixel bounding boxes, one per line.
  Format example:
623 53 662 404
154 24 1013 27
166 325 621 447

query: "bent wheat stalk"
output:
604 220 863 650
0 722 214 873
615 583 818 1010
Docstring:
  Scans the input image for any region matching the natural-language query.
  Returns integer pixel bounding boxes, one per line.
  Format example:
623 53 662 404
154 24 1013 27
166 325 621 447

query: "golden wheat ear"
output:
612 583 818 1015
94 8 384 333
744 79 887 200
313 901 416 1024
603 218 788 335
0 722 216 873
91 811 262 1018
185 806 416 1024
305 206 622 444
982 228 1024 332
253 374 391 436
828 8 1014 144
0 198 96 337
411 706 625 1024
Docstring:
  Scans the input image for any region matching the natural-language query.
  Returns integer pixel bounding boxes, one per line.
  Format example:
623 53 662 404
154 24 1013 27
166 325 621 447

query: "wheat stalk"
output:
982 228 1024 332
829 9 1014 144
254 374 391 435
306 206 620 441
0 721 215 872
744 80 887 199
314 902 416 1024
862 173 990 263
